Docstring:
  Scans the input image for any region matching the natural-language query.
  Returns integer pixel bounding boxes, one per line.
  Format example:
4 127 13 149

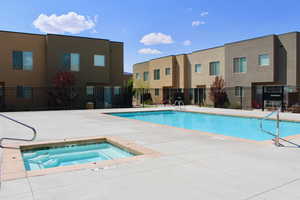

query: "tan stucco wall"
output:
133 56 176 104
148 56 174 89
132 32 300 107
188 47 225 88
133 62 150 88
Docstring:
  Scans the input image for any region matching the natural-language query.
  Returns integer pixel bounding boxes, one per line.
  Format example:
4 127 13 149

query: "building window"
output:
136 73 141 80
63 53 80 71
233 57 247 73
195 64 201 72
154 69 160 80
86 86 95 96
13 51 33 70
16 86 32 99
165 68 171 75
235 86 244 97
114 86 121 96
209 61 220 76
143 72 149 81
259 54 270 66
94 55 105 67
155 88 160 96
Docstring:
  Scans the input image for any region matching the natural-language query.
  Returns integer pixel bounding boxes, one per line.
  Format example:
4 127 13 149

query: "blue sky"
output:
1 0 300 72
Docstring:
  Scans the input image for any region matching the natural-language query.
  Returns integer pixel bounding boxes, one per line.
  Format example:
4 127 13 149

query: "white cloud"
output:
138 48 162 55
183 40 192 46
140 32 174 45
33 12 96 34
192 21 206 27
91 29 98 34
200 11 209 17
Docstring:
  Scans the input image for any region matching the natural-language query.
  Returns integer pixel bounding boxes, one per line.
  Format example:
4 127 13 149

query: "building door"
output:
194 85 206 105
104 87 112 108
0 82 4 111
163 87 172 104
95 87 104 108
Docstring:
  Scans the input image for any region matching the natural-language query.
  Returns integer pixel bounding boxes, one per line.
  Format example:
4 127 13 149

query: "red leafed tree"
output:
53 71 76 88
209 76 229 108
49 72 78 108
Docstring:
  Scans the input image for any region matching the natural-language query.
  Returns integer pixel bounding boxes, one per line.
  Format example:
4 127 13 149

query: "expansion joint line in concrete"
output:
243 178 300 200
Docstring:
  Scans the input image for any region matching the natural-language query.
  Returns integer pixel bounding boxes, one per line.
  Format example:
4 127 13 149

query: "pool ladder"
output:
259 107 300 147
0 113 37 148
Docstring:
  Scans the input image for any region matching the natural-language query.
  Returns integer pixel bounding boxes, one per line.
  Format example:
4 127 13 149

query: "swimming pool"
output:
111 111 300 141
22 142 135 171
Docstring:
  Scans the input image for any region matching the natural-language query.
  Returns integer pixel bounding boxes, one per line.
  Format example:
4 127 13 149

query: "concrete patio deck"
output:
1 106 300 200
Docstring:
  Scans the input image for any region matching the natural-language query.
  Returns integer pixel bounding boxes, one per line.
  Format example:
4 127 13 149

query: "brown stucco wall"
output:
0 32 47 87
225 35 276 88
109 42 124 86
0 31 125 110
0 32 47 109
276 32 298 86
46 34 112 87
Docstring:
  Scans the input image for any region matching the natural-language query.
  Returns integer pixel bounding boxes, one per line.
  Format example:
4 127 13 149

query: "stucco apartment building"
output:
133 32 300 108
0 30 128 111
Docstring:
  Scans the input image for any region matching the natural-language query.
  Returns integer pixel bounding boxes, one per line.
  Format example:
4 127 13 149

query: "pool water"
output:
111 111 300 141
22 142 135 171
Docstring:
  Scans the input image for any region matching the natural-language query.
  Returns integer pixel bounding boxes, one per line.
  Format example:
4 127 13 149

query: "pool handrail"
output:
259 107 300 147
0 113 37 148
174 100 184 110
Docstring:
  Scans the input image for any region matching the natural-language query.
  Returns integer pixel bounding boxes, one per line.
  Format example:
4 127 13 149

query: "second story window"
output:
209 61 220 76
143 72 149 81
195 64 201 72
94 55 105 67
233 57 247 73
13 51 33 71
165 68 171 75
259 54 270 66
16 86 32 99
63 53 80 71
154 69 160 80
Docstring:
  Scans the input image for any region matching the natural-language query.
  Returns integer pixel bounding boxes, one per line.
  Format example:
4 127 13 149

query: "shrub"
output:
209 76 229 108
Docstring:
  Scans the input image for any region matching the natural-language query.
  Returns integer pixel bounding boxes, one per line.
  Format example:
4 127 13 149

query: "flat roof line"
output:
191 45 224 54
134 61 149 66
225 34 276 46
0 30 45 37
46 33 121 42
0 30 122 43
